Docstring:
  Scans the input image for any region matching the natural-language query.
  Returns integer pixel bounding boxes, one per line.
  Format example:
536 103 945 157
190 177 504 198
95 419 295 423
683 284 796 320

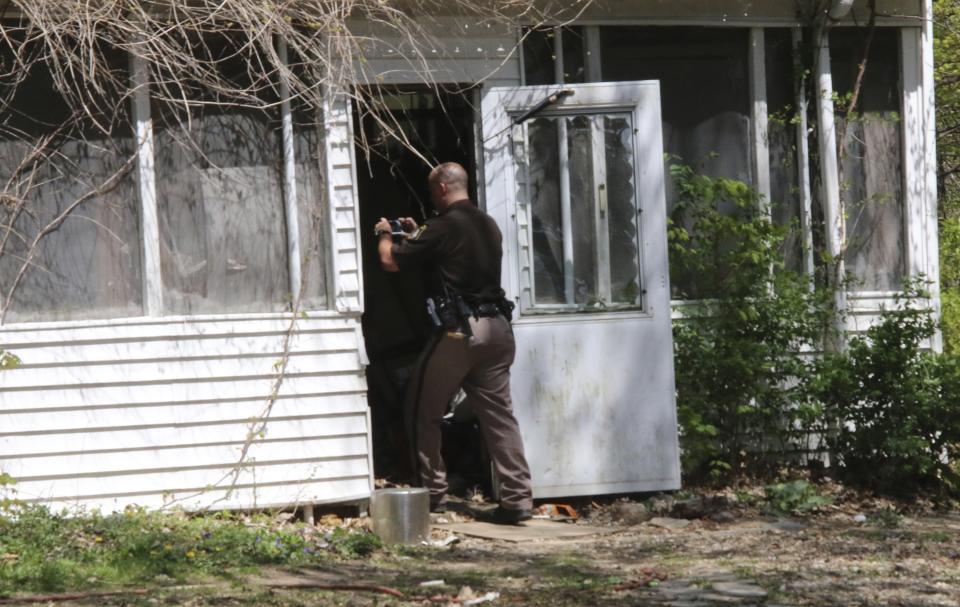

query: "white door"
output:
481 81 680 497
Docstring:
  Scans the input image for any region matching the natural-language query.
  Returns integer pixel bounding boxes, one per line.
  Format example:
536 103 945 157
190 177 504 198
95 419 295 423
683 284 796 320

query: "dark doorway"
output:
355 86 489 494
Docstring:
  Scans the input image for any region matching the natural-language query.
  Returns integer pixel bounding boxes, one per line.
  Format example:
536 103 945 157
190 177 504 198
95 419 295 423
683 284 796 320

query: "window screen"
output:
291 106 329 309
0 41 142 323
599 27 752 298
153 36 290 314
599 27 752 185
522 26 587 86
831 28 904 291
765 28 804 273
290 55 329 309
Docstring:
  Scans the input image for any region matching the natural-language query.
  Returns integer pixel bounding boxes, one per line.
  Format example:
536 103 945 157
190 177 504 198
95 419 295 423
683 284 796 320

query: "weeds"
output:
327 527 381 557
763 480 833 516
0 505 379 596
868 507 903 529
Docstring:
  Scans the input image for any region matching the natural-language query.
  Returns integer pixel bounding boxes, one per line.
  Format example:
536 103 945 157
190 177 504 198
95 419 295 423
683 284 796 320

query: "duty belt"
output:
473 302 504 317
426 296 513 335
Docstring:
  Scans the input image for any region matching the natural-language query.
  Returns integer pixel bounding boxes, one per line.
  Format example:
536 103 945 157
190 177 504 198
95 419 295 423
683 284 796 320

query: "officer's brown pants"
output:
406 315 533 511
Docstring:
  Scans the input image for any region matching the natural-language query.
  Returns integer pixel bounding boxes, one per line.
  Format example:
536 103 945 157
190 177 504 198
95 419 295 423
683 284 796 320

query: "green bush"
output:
941 288 960 354
809 294 960 497
669 165 960 496
939 216 960 290
940 215 960 354
669 165 832 482
0 472 16 516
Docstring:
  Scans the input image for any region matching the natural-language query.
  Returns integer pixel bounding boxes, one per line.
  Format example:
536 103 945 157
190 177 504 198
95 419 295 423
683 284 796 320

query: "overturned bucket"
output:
370 488 430 545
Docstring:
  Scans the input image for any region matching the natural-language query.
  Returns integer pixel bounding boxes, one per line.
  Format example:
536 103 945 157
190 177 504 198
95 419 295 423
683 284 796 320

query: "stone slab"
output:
711 581 769 599
434 520 613 542
698 593 748 603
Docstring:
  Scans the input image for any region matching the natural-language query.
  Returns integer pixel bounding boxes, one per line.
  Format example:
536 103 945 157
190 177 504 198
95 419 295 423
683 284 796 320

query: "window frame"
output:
129 38 331 318
516 110 644 312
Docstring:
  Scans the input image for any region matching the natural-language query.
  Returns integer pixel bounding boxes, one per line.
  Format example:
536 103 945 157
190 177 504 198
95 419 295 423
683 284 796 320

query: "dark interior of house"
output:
354 86 492 497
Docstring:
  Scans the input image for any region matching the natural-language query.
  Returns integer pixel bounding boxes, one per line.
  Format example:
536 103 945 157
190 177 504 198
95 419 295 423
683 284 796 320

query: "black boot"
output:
490 506 532 525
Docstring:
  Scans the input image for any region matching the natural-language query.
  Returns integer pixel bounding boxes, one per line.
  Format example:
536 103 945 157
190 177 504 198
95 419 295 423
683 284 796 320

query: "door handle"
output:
598 183 607 216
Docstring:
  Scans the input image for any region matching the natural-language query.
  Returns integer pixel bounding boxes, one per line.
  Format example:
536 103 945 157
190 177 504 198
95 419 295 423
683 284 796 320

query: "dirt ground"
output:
23 492 960 607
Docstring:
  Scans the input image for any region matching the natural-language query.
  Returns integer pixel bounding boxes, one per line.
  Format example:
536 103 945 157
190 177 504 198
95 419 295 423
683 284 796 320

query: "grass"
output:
0 504 380 596
3 492 956 606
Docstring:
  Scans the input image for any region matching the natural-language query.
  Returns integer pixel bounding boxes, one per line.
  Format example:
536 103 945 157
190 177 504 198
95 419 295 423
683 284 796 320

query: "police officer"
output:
374 162 533 524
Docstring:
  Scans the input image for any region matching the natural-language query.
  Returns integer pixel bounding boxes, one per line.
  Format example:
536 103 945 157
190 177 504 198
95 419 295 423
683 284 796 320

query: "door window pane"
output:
567 115 599 304
0 41 141 323
525 117 565 304
605 116 642 303
831 28 904 291
153 36 290 314
520 112 641 311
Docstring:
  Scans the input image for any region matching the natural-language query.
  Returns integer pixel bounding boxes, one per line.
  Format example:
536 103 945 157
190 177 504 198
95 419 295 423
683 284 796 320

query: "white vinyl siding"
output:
0 314 371 511
325 94 364 313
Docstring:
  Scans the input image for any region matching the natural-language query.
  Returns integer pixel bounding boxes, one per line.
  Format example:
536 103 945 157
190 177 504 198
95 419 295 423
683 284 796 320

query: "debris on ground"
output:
606 500 652 525
647 516 692 530
424 535 461 548
709 510 736 524
669 495 733 519
457 586 500 606
611 567 669 591
533 503 579 522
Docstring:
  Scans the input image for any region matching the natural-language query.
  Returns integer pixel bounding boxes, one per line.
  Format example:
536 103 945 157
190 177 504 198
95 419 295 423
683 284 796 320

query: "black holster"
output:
426 295 473 336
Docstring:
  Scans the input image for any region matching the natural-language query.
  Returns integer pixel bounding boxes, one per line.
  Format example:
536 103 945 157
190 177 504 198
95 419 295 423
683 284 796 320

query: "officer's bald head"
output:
428 162 469 208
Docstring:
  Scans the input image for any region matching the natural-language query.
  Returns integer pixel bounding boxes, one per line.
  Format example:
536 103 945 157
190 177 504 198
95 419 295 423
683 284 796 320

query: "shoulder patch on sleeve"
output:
409 224 428 240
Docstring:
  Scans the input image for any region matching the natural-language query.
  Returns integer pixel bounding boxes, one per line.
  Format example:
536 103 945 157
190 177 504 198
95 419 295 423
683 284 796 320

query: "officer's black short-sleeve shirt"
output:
391 199 505 303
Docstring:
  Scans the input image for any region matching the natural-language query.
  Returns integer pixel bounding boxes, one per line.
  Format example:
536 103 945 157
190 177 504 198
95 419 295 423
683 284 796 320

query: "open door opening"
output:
354 86 493 497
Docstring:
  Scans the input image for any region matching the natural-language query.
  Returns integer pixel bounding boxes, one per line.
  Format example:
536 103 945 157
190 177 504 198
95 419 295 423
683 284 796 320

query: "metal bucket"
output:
370 488 430 545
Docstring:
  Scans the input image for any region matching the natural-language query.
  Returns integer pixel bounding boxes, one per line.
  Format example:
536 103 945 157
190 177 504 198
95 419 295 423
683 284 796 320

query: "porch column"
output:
793 27 816 279
815 27 848 347
749 28 771 209
902 29 927 280
277 38 303 300
922 0 944 351
130 52 163 317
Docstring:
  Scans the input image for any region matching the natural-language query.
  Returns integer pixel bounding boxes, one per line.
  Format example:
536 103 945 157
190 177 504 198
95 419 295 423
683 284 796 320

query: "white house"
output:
0 0 939 512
